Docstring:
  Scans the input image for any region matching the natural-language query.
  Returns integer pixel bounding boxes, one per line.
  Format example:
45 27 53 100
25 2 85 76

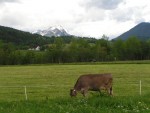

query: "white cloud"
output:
0 0 19 4
0 0 150 39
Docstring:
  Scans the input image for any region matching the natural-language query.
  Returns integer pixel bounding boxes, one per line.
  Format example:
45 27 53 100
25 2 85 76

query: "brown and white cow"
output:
70 73 113 97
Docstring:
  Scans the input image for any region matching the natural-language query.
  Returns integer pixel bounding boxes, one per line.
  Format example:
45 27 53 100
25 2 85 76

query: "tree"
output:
124 37 142 60
45 38 65 63
143 40 150 59
77 39 92 62
67 39 79 62
101 34 109 41
112 39 125 60
93 38 111 61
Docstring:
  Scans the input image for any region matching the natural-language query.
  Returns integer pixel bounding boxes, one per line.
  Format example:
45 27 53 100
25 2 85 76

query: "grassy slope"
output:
0 64 149 113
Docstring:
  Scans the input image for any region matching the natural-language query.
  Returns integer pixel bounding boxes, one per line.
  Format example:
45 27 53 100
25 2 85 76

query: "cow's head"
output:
70 89 77 97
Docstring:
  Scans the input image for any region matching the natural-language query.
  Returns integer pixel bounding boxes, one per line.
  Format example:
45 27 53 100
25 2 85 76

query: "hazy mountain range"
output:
34 22 150 40
0 22 150 48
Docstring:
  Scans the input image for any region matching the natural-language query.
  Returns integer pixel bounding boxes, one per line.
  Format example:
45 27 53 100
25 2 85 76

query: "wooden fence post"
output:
140 80 141 96
24 86 28 100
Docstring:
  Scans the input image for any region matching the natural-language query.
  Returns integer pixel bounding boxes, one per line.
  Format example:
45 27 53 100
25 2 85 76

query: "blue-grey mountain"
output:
115 22 150 40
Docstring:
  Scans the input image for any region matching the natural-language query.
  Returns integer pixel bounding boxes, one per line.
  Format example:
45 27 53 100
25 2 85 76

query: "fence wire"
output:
0 81 149 101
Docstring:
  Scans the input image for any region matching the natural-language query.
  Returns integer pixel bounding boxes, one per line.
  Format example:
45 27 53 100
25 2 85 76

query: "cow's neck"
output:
74 85 81 91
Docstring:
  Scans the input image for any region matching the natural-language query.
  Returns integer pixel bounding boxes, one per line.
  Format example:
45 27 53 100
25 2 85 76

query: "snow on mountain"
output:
34 26 70 37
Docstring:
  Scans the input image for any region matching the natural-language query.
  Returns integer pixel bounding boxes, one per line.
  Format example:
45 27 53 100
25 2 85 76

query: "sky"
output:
0 0 150 39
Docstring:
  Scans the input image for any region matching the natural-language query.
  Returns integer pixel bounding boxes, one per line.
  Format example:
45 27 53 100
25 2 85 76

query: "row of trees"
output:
0 36 150 65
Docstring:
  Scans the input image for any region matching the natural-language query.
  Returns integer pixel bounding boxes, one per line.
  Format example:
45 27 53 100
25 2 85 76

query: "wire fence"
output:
0 80 149 101
0 84 71 101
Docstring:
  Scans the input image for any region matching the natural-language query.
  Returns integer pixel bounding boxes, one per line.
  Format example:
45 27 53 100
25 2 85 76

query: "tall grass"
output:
0 95 149 113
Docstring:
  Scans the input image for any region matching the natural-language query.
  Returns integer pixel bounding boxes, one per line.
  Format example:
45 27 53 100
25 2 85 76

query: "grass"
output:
0 95 149 113
0 64 150 112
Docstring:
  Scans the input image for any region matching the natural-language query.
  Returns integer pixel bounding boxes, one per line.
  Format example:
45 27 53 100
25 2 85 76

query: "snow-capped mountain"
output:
34 26 70 37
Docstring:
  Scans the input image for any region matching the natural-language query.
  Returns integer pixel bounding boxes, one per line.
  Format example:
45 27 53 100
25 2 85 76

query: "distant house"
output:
35 46 40 51
28 46 40 51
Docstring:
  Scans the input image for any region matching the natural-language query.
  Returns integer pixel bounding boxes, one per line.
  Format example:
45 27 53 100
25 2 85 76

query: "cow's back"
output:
74 73 112 90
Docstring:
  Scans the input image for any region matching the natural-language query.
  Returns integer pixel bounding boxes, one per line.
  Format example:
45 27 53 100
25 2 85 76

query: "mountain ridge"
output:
34 26 70 37
0 25 53 48
114 22 150 40
0 25 97 49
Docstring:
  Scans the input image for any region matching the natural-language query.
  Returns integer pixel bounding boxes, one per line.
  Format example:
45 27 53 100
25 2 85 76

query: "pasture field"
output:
0 64 150 113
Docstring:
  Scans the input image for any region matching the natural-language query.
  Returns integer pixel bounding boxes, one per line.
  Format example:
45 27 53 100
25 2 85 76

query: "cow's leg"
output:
98 89 102 95
110 87 113 95
81 88 88 97
81 88 85 96
106 88 110 95
106 87 113 95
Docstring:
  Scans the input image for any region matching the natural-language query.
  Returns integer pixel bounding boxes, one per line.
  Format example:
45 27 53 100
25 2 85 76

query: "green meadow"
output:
0 64 150 113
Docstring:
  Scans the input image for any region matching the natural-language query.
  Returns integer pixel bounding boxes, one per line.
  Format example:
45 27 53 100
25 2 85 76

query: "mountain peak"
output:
138 22 150 25
34 26 70 37
48 25 64 31
115 22 150 40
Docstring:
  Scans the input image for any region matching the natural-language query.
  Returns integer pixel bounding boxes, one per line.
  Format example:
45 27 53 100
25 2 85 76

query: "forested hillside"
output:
0 25 97 49
0 25 51 48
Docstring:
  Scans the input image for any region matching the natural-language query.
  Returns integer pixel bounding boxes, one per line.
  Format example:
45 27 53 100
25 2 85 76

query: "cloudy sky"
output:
0 0 150 39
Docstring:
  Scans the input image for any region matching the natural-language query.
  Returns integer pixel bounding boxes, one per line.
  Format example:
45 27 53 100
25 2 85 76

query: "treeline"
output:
0 36 150 65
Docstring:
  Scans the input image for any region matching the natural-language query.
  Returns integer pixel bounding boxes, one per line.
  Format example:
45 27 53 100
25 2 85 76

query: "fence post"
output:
24 86 28 100
140 80 141 96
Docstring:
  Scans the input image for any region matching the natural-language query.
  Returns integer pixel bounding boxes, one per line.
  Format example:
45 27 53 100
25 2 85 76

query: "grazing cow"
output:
70 73 113 97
